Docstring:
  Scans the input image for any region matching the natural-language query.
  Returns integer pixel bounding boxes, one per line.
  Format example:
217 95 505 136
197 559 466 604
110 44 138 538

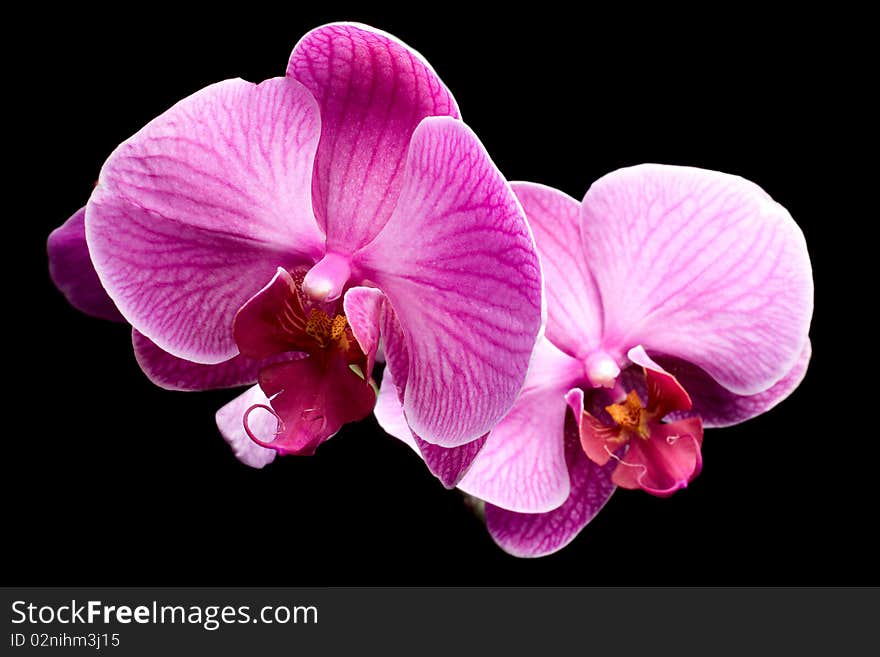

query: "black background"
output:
7 6 871 584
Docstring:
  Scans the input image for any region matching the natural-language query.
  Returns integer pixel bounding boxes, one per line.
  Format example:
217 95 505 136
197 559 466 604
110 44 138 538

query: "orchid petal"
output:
485 424 617 558
612 417 703 496
375 294 410 390
374 367 418 452
459 389 569 511
343 286 385 379
47 207 123 322
87 77 324 364
255 354 376 455
459 339 583 513
658 340 812 428
510 182 602 357
358 117 543 447
375 359 485 487
581 164 813 395
414 434 488 489
215 385 277 469
132 329 265 391
288 22 458 252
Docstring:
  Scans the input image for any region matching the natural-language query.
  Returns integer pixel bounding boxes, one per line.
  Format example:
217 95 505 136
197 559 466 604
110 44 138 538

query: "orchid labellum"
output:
377 165 813 557
47 23 543 476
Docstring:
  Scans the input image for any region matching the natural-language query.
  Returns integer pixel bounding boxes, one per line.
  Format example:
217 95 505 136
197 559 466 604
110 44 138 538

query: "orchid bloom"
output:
47 23 542 475
377 164 813 557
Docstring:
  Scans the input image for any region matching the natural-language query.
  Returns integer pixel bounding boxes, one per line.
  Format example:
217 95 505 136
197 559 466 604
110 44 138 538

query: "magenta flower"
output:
47 23 542 477
377 164 813 556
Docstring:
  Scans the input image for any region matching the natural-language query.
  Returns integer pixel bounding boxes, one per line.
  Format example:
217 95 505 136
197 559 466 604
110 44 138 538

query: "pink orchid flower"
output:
377 164 813 557
47 23 543 476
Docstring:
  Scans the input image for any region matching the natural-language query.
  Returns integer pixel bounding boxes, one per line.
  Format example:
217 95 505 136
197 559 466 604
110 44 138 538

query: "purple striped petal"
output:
459 338 584 513
132 329 266 391
288 22 458 253
353 212 493 488
358 117 543 447
374 368 418 452
486 423 617 558
87 77 324 364
47 207 123 322
414 434 488 489
510 182 602 358
375 357 486 488
216 385 277 469
658 340 812 428
581 164 813 395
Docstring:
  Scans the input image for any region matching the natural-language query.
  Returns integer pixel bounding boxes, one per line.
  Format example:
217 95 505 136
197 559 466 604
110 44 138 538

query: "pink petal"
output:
510 182 602 357
254 353 376 456
343 286 385 379
414 434 488 489
374 367 418 452
459 339 584 513
132 329 265 391
47 207 123 322
659 340 812 428
215 385 277 469
581 164 813 395
369 294 486 487
357 117 543 447
375 295 410 390
375 360 485 488
612 417 704 497
87 77 324 364
485 423 617 558
288 23 458 253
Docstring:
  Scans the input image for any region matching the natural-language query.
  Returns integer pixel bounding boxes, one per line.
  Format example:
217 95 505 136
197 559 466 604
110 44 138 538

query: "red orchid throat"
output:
578 365 705 498
233 266 375 457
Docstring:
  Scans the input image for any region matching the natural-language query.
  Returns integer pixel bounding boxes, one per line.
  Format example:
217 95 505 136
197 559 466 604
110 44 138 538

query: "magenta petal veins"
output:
358 117 543 447
86 77 324 364
485 425 616 559
288 22 459 252
376 359 490 488
580 165 813 395
458 339 583 513
132 329 264 391
510 183 603 357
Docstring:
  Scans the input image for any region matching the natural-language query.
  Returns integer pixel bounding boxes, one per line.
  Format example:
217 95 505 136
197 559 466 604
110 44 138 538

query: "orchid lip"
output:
303 252 352 302
571 353 705 497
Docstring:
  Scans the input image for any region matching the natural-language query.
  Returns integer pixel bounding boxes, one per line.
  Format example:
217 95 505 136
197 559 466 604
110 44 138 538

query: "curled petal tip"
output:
242 404 283 451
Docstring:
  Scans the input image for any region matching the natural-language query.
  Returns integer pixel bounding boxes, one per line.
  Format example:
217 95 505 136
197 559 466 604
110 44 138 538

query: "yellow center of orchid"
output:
304 308 350 350
605 390 649 440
